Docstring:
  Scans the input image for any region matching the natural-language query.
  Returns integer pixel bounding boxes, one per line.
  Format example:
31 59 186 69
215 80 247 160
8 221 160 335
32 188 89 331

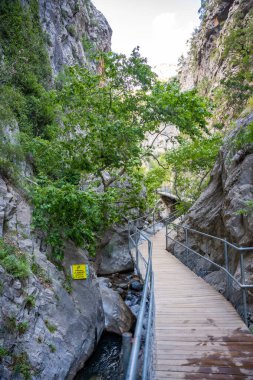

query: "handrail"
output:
166 221 253 326
126 212 178 379
126 224 154 380
171 223 253 252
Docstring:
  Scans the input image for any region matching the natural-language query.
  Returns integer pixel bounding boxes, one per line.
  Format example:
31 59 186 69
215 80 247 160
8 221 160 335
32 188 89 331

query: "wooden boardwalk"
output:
139 229 253 380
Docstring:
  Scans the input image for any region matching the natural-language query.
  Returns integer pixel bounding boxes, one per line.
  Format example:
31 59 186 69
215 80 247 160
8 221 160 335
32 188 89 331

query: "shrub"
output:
25 295 36 309
0 346 9 359
45 320 57 333
5 316 17 333
17 321 29 335
0 239 30 279
12 352 32 380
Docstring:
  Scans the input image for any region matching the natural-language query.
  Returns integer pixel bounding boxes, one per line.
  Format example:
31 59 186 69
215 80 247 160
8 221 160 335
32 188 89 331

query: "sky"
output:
93 0 201 77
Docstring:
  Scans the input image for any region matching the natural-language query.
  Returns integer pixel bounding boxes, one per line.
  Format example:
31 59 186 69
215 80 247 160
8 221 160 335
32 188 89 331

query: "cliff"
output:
171 113 253 323
179 0 253 124
38 0 112 74
0 1 115 379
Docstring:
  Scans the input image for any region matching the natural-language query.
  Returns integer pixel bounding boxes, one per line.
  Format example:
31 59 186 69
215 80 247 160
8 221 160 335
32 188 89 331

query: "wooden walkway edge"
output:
139 229 253 380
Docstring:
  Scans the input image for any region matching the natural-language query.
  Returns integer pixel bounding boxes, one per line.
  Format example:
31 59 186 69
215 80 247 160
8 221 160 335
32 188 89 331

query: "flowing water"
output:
74 332 122 380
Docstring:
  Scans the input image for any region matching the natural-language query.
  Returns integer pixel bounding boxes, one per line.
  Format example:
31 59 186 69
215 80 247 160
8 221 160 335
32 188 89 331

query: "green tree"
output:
164 133 222 211
24 49 210 258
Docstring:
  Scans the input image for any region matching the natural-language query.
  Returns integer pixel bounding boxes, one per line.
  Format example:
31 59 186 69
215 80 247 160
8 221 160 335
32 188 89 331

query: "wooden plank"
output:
137 228 253 380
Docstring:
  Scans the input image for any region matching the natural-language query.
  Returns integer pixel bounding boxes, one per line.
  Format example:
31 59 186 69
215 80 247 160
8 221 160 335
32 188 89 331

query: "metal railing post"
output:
135 225 139 274
152 212 155 235
185 228 189 267
224 239 231 300
121 332 132 379
126 257 152 379
142 273 154 380
166 221 168 251
128 221 131 254
240 252 248 326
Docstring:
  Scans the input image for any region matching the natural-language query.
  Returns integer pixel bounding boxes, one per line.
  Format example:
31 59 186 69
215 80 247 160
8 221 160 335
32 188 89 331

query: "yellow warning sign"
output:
71 264 89 280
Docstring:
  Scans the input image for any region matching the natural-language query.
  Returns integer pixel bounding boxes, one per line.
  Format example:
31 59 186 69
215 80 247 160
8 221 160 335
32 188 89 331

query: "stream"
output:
74 332 122 380
75 272 143 380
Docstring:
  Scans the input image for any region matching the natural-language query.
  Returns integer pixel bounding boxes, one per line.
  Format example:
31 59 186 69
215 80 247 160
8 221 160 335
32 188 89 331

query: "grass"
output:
0 346 9 360
5 316 17 333
0 280 3 295
25 295 36 309
45 320 57 333
62 273 72 294
12 352 32 380
4 316 29 335
48 344 56 353
31 261 52 286
0 238 30 280
17 321 29 335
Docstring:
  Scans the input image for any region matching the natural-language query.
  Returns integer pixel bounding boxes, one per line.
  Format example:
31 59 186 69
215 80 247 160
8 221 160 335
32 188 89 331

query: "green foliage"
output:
25 295 36 309
12 352 32 380
23 49 209 258
45 320 57 333
235 200 253 216
31 261 52 285
48 344 56 353
221 9 253 115
32 182 119 260
0 346 8 359
0 280 3 296
0 0 53 180
234 122 253 149
4 315 29 335
0 239 30 279
164 133 222 204
66 24 76 38
0 0 210 260
144 162 169 208
0 0 51 91
17 321 29 335
62 273 73 294
4 316 17 333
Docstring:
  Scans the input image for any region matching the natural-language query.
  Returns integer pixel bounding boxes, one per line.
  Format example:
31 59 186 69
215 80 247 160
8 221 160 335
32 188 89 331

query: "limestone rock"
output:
97 233 134 275
179 0 253 123
0 177 105 380
98 278 134 335
172 113 253 313
38 0 112 75
179 0 251 91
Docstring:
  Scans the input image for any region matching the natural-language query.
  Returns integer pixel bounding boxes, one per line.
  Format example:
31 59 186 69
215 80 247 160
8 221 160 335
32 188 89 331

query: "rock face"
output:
98 278 135 335
179 0 253 123
97 231 134 275
185 112 253 246
0 176 105 379
39 0 112 75
179 0 252 90
0 1 113 377
170 113 253 319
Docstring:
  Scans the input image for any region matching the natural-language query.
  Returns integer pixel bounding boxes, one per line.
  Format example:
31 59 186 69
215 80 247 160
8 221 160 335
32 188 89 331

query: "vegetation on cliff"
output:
163 0 253 210
0 1 211 260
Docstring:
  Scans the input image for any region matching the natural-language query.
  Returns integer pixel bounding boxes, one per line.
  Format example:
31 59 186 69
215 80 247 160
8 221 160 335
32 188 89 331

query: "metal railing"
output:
125 212 179 379
165 222 253 326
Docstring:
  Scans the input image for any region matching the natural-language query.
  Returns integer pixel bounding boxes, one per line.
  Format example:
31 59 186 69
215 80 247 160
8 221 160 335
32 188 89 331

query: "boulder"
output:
97 233 134 275
98 278 134 335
